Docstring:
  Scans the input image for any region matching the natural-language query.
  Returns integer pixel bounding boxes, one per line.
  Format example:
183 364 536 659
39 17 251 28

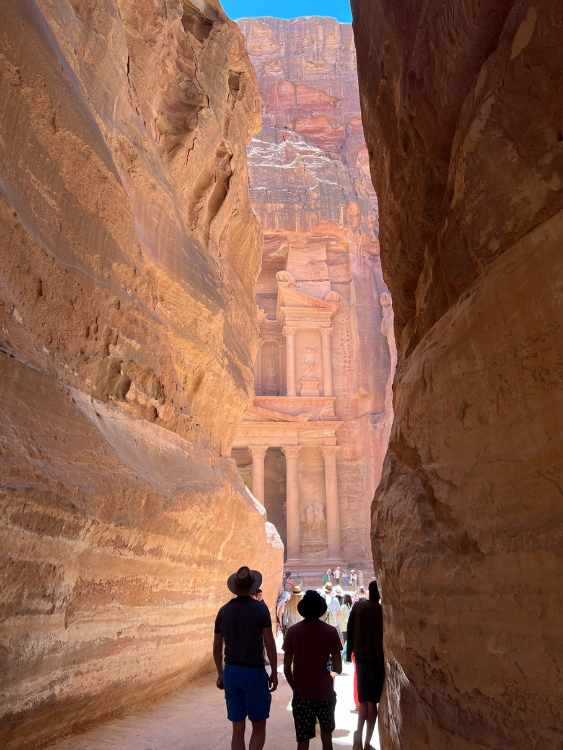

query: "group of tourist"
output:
213 566 384 750
322 567 364 589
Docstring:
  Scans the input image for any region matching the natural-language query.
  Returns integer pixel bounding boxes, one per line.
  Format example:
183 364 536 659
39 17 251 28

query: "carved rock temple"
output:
233 18 394 572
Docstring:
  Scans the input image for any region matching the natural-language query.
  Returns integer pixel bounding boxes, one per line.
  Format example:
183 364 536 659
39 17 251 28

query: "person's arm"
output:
283 651 295 690
263 627 278 692
347 607 355 657
213 632 224 689
332 650 343 675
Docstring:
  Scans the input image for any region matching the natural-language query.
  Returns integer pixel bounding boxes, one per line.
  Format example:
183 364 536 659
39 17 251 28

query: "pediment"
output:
243 404 307 423
279 285 340 310
275 271 341 323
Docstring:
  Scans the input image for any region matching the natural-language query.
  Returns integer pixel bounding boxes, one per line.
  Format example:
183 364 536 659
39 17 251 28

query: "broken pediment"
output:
243 404 311 423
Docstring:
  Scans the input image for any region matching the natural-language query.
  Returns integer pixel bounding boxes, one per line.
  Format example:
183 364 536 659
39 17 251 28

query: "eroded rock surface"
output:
237 17 393 567
0 2 282 748
352 1 563 748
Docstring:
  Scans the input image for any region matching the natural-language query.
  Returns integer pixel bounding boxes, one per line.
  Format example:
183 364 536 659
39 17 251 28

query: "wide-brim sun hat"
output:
292 586 302 594
298 590 328 620
334 585 343 595
227 566 262 595
324 582 333 592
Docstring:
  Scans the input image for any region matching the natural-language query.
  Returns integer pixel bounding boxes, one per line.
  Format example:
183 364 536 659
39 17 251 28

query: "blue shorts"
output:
223 664 271 723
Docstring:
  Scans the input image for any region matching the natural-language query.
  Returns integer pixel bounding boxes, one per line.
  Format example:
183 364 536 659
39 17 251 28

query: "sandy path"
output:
50 640 380 750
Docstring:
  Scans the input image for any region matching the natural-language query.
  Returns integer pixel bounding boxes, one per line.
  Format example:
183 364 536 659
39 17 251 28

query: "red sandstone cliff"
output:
238 16 394 567
0 2 282 748
352 1 563 748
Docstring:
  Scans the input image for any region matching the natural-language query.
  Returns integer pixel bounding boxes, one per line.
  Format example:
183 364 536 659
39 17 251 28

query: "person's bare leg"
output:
231 719 246 750
297 741 310 750
353 701 367 749
357 701 368 735
249 719 266 750
363 702 378 749
320 729 333 749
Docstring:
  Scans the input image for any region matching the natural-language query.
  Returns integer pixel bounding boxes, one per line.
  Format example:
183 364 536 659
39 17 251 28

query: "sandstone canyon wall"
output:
352 1 563 748
0 2 283 748
237 16 394 568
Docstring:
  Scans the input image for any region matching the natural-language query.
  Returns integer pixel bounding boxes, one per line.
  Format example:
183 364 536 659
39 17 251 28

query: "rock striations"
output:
237 16 394 567
0 2 282 748
352 1 563 749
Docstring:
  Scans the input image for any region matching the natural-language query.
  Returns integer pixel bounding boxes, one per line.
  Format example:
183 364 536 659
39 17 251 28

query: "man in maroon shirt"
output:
283 590 343 749
347 580 384 750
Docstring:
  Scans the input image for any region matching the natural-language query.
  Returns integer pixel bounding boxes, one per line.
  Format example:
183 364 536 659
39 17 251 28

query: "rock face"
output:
237 17 393 568
0 2 282 748
352 1 563 748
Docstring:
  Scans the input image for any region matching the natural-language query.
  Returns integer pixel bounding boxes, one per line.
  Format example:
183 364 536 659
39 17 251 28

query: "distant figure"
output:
334 566 341 585
276 589 290 635
353 587 368 604
284 590 343 750
321 582 343 643
341 594 352 655
347 581 384 750
343 570 350 587
350 570 357 589
213 566 278 750
358 570 364 588
254 588 263 602
323 569 330 586
285 586 305 630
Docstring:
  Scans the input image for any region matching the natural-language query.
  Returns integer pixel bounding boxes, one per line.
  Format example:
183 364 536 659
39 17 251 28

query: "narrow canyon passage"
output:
47 639 377 750
1 0 562 749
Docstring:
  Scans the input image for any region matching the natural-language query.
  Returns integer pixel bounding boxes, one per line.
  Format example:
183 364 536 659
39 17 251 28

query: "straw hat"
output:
324 582 333 593
292 586 302 595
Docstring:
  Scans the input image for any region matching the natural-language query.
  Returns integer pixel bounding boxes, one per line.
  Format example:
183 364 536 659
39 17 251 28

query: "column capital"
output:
282 445 302 459
257 338 266 348
248 445 268 459
319 327 333 337
320 445 340 459
283 325 298 337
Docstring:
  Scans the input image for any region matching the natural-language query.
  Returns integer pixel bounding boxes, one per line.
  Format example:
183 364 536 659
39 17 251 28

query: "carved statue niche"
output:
301 348 318 377
314 502 327 529
304 502 327 536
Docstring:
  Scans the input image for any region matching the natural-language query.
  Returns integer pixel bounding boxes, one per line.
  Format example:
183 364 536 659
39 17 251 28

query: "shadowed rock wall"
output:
352 1 563 748
238 17 394 567
0 1 282 748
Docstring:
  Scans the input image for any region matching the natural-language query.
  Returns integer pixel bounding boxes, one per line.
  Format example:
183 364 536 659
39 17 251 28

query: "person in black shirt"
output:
347 580 384 750
214 566 278 750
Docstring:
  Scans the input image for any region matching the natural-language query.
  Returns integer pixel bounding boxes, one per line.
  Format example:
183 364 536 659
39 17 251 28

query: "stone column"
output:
320 445 343 563
254 339 265 396
278 340 285 396
248 445 267 507
282 445 302 564
283 326 298 397
320 327 334 397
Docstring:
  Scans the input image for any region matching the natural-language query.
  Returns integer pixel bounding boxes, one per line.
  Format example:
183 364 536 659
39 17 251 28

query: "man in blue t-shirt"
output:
214 566 278 750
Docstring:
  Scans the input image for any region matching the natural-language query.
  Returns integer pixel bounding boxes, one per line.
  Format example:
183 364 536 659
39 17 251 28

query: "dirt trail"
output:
50 642 380 750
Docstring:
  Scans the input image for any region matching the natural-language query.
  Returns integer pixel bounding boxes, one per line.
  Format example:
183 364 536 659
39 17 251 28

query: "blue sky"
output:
222 0 352 23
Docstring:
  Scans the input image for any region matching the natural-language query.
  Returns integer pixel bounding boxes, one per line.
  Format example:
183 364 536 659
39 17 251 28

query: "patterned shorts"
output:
291 691 337 742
